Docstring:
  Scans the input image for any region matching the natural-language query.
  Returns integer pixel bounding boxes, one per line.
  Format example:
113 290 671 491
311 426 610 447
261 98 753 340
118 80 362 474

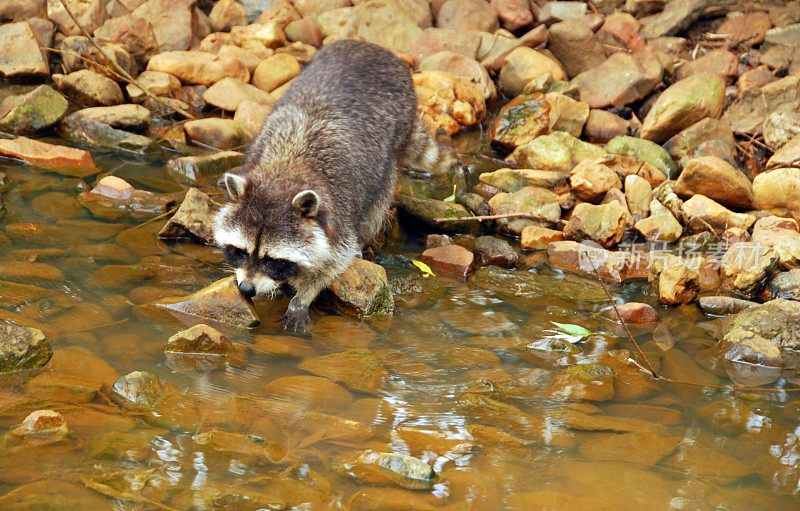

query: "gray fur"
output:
214 40 457 332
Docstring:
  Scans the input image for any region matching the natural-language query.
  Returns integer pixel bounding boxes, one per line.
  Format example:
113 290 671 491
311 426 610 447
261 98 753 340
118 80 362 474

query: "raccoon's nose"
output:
238 281 256 298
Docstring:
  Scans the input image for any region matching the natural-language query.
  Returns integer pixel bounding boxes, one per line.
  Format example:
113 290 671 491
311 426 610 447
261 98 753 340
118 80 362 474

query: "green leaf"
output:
443 184 457 203
412 260 436 277
550 322 593 337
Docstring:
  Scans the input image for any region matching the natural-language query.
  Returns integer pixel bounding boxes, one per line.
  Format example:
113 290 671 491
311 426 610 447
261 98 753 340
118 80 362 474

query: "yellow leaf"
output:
412 260 436 277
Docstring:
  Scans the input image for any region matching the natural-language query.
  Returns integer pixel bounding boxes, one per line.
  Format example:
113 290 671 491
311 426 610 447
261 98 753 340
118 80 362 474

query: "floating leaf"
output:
412 260 436 277
550 322 593 337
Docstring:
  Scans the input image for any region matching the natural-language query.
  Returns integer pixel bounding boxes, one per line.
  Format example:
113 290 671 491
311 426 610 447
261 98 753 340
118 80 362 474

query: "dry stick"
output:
55 0 195 120
435 213 559 223
134 204 179 229
589 259 800 393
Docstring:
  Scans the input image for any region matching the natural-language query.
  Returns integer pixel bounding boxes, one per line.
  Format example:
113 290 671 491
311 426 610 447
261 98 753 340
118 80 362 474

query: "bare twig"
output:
134 205 179 229
56 0 195 119
435 213 560 223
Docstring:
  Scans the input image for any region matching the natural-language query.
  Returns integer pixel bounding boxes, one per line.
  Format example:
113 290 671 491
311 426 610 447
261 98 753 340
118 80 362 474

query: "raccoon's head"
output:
213 172 332 298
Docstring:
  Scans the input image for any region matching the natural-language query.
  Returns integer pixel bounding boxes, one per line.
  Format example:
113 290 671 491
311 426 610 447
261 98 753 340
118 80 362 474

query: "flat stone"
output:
68 104 151 131
498 47 566 97
341 450 436 490
674 49 738 84
395 194 478 234
52 70 124 107
722 75 800 135
547 19 605 78
479 168 567 193
0 85 68 135
142 276 260 328
58 116 153 154
640 0 707 39
473 236 518 268
491 92 550 149
572 50 662 108
664 117 737 168
0 137 97 177
488 186 562 236
437 0 498 32
544 363 616 402
697 295 756 316
564 201 628 249
583 109 630 144
520 225 564 250
681 194 756 233
317 0 424 54
299 350 389 394
147 51 249 86
166 151 244 184
605 135 677 179
184 118 252 151
510 131 605 172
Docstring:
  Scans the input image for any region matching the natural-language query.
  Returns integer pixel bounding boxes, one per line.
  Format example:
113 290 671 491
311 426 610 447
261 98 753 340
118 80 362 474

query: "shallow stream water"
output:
0 124 798 510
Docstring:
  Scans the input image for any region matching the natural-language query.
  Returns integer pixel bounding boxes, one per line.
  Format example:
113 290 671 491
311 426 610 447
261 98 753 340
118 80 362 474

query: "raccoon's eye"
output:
263 258 300 281
223 245 248 266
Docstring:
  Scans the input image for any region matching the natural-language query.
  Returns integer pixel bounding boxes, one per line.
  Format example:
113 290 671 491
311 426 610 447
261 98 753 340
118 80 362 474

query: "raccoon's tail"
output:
399 119 460 176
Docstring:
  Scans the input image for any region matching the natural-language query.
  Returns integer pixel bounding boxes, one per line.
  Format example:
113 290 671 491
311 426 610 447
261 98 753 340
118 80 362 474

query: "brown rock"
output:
597 13 645 52
491 93 550 149
564 201 628 249
753 168 800 214
722 75 800 136
488 186 562 236
664 117 738 169
53 69 124 107
202 77 275 112
284 18 323 46
166 324 232 355
131 0 197 52
491 0 533 31
93 12 159 66
69 104 151 132
639 0 706 39
716 11 772 46
680 194 756 233
473 236 518 268
737 65 776 92
0 0 46 21
570 159 623 202
419 51 496 101
317 0 423 54
252 53 301 93
751 215 800 246
328 258 394 318
479 25 548 72
674 156 755 210
0 137 96 177
209 0 247 32
675 49 738 84
720 242 780 298
126 71 181 103
546 240 639 283
573 50 662 108
47 0 107 36
767 134 800 169
545 363 616 402
147 51 250 87
520 226 564 250
479 168 567 192
234 99 274 136
640 73 726 144
547 19 606 78
624 174 652 222
411 27 482 66
184 118 252 151
0 21 48 78
614 302 659 325
437 0 498 33
583 109 630 144
158 188 221 245
419 244 474 277
545 92 589 137
649 255 700 305
634 199 683 242
414 70 485 135
498 47 566 97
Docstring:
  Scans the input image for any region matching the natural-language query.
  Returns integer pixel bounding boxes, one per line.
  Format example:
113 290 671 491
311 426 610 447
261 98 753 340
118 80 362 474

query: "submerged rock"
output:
697 296 757 316
299 350 389 394
78 175 173 221
479 168 566 193
0 323 52 373
341 450 436 490
3 410 68 447
395 194 478 234
545 363 616 402
158 188 222 245
328 258 394 318
194 428 285 464
142 276 260 328
473 236 518 268
0 85 68 135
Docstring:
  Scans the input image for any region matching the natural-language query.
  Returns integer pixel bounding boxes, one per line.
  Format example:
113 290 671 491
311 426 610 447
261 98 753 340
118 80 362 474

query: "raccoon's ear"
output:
291 190 319 218
224 173 247 201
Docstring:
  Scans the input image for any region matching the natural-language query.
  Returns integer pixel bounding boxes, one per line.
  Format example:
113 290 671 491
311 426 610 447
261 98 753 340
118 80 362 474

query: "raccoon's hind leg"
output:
399 119 460 176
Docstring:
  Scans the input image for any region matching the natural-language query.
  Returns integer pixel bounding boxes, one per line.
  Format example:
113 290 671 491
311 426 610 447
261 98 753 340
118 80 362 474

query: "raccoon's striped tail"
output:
399 119 460 176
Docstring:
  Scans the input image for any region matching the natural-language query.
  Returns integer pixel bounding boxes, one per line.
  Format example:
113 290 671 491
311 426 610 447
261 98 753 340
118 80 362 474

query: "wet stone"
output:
479 168 567 193
0 323 52 373
649 255 700 305
158 188 221 245
419 244 474 278
142 276 260 328
58 116 154 154
299 349 389 394
697 295 757 316
473 236 518 269
719 242 779 298
194 428 286 465
166 323 232 355
264 375 353 412
166 151 243 184
520 225 564 250
3 410 68 447
544 363 616 402
327 258 395 318
488 186 561 236
68 104 152 132
395 194 479 234
0 261 65 283
579 432 680 465
341 450 436 490
764 269 800 301
0 137 98 177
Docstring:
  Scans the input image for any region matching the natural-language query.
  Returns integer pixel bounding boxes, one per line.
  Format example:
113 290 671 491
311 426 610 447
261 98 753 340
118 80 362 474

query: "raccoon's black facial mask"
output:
222 245 301 281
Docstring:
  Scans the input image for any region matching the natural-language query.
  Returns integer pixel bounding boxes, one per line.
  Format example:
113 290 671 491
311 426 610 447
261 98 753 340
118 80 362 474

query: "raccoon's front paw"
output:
282 302 311 333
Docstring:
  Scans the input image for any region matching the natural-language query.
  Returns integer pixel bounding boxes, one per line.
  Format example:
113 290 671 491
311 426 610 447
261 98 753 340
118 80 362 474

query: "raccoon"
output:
213 40 459 332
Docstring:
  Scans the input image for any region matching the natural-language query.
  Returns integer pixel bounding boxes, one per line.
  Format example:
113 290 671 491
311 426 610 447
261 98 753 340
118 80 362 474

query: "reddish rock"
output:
680 194 756 234
0 21 49 78
674 156 755 210
597 13 645 52
675 49 738 84
751 215 800 246
491 0 533 31
420 244 474 277
411 27 482 66
209 0 247 32
547 240 644 283
570 159 623 203
612 302 660 325
583 109 630 144
548 19 606 78
563 201 628 249
0 137 96 177
479 25 548 72
715 11 772 46
437 0 498 33
284 18 323 46
573 50 662 108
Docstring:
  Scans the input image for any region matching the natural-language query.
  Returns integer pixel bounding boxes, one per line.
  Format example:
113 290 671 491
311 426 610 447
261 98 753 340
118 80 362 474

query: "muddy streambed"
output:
0 134 798 510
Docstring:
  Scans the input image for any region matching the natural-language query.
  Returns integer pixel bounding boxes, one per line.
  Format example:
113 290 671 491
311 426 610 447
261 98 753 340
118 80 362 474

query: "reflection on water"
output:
0 148 798 510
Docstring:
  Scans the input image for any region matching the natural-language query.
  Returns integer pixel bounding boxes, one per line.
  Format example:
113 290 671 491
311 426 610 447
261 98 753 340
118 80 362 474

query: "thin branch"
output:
435 213 559 223
56 0 195 120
